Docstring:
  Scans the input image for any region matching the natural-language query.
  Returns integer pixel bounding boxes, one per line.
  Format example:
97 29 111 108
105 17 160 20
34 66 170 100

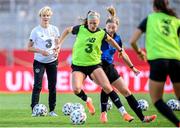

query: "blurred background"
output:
0 0 179 93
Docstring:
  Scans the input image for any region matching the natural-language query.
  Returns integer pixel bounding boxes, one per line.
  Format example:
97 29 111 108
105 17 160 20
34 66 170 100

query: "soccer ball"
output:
167 99 180 111
32 104 48 116
107 100 113 111
62 103 74 116
72 103 85 112
70 109 87 125
138 99 149 111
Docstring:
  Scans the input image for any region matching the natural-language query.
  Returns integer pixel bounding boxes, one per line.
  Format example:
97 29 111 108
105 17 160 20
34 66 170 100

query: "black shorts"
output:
101 61 120 84
71 64 102 76
148 59 180 83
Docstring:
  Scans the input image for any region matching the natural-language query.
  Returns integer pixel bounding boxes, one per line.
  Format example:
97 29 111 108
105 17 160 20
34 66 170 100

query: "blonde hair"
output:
38 6 53 17
87 11 100 20
79 10 100 25
106 6 119 25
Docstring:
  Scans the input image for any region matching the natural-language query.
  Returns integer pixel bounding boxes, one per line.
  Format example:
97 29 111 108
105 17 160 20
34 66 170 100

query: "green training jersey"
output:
146 12 180 60
72 25 106 66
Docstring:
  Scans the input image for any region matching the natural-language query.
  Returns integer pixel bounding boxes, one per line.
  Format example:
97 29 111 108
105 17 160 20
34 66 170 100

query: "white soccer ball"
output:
32 104 48 116
70 109 87 125
107 100 113 111
62 103 74 116
138 99 149 111
167 99 180 111
72 103 85 112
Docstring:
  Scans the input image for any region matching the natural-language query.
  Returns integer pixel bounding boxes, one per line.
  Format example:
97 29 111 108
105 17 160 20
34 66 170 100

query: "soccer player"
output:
129 0 180 127
90 6 157 123
27 6 60 117
56 10 134 122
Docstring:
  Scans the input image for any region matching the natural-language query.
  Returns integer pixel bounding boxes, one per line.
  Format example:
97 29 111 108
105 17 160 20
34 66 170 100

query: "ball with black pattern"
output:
32 104 48 116
167 99 180 111
62 102 74 116
72 103 85 112
70 109 87 125
138 99 149 111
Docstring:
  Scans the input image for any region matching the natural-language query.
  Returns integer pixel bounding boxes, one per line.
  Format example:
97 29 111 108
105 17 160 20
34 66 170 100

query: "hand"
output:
137 50 147 62
132 67 140 76
40 50 49 56
53 45 61 58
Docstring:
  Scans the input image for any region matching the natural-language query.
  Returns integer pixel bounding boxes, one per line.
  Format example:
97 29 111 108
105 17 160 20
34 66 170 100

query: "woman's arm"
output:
105 34 122 53
54 26 73 57
27 41 49 56
58 26 73 46
119 50 140 75
129 28 147 61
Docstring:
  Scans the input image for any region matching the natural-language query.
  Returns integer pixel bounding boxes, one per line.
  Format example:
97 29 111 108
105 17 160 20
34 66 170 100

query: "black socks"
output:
154 99 179 126
100 90 109 112
75 90 87 101
126 95 144 121
108 90 123 109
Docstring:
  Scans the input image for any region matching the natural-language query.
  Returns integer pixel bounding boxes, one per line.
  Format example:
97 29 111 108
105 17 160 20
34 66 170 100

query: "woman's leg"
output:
72 71 86 99
150 79 179 126
31 60 45 111
91 68 134 122
72 71 95 115
46 60 58 113
112 77 131 97
173 82 180 101
112 77 156 122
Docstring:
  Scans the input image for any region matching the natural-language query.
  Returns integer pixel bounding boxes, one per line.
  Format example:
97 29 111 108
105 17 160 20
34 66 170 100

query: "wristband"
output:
130 66 134 69
118 49 123 52
137 50 142 54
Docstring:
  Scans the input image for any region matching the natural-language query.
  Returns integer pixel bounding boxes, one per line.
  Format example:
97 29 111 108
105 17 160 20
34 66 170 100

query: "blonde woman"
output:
27 6 60 117
56 11 134 122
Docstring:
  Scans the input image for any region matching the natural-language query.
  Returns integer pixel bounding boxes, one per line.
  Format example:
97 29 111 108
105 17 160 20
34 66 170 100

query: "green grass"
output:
0 93 179 127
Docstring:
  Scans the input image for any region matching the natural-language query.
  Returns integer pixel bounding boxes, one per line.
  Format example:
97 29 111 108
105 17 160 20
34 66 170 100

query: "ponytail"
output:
79 17 88 26
107 6 116 17
106 6 119 25
153 0 177 18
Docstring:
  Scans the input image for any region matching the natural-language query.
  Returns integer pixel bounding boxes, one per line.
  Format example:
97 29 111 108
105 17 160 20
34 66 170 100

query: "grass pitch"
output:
0 93 179 127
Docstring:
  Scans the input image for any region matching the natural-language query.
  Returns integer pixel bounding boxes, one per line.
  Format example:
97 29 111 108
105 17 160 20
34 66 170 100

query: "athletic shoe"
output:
123 113 134 122
49 111 58 117
86 97 95 115
31 112 37 117
100 112 108 123
143 115 157 123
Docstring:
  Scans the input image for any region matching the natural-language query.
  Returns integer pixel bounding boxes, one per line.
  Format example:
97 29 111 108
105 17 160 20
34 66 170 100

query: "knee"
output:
102 84 113 94
73 86 81 94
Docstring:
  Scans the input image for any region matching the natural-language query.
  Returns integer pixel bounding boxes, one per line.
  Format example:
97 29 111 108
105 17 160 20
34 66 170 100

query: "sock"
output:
154 99 179 126
108 90 123 109
100 90 109 112
75 90 87 102
118 106 127 116
126 95 144 121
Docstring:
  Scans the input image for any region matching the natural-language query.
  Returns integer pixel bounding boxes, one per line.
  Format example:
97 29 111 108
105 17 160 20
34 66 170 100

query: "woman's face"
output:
40 14 51 26
106 22 118 36
87 18 100 32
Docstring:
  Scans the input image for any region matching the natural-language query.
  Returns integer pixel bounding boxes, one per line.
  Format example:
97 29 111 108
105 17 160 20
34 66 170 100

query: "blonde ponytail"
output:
106 6 119 26
107 6 116 17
